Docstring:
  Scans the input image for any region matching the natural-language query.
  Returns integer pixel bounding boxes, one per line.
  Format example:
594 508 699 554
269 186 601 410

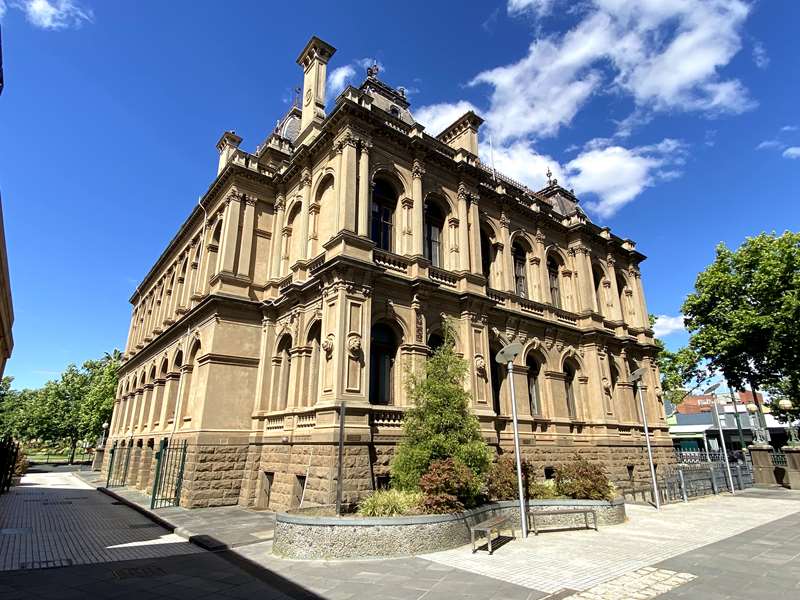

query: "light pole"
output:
705 384 734 494
100 422 109 448
495 341 527 538
630 367 659 510
746 402 767 445
777 399 799 447
726 381 747 451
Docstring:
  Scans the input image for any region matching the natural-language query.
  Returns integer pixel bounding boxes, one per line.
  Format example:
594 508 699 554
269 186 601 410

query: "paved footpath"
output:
3 471 800 599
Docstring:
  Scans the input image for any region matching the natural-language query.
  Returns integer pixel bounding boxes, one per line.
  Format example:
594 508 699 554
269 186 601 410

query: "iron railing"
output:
150 438 187 509
106 442 132 488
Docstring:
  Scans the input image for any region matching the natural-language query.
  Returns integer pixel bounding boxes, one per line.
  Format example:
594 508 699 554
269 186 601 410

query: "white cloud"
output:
356 57 384 73
781 125 798 132
478 139 563 190
13 0 93 30
486 0 754 142
0 1 7 19
783 147 800 160
565 138 687 217
756 140 784 151
414 100 479 136
653 314 686 337
752 41 769 69
327 65 355 99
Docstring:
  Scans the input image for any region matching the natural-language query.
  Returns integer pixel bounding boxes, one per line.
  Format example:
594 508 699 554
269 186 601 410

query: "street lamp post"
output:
495 341 527 538
100 422 109 449
777 399 799 447
746 402 767 445
705 384 734 494
630 367 659 510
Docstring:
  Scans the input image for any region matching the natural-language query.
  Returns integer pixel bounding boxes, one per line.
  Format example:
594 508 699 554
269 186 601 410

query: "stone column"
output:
447 216 459 270
534 229 548 303
219 192 242 274
269 194 286 280
298 169 312 260
749 444 777 487
633 268 650 329
499 211 513 292
411 159 424 256
783 447 800 490
357 142 370 236
468 195 482 276
574 245 595 312
337 136 358 234
237 196 256 278
457 184 470 271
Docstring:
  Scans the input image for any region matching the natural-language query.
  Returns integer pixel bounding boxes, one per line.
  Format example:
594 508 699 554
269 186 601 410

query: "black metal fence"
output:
106 442 132 488
618 450 754 506
0 437 19 493
150 438 187 509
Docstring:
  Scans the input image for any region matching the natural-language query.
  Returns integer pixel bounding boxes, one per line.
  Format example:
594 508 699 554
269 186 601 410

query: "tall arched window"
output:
480 226 497 286
283 203 301 272
548 256 562 309
371 179 397 251
564 361 577 418
490 343 504 415
369 323 398 405
427 332 444 355
208 219 223 278
275 335 293 410
617 273 634 322
527 355 541 416
593 264 605 315
424 202 445 267
179 341 201 424
513 243 528 298
165 350 182 425
307 323 321 407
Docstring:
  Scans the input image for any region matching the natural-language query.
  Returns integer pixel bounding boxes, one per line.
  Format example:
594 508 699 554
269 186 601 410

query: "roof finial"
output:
546 166 553 185
292 86 302 108
366 62 380 78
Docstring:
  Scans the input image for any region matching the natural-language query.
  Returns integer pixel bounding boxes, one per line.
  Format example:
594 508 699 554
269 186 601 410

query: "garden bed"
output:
272 497 625 560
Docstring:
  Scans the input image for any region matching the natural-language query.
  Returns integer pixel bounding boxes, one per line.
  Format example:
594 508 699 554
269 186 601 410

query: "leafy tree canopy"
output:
682 231 800 412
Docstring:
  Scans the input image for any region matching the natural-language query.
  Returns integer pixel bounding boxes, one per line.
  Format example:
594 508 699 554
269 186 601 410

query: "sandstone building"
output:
105 36 671 510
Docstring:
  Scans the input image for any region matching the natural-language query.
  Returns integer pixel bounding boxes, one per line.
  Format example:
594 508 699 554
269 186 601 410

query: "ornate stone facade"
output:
105 36 671 510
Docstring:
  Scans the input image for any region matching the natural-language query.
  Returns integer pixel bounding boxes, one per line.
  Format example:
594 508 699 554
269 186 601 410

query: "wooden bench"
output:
528 508 597 536
470 515 514 554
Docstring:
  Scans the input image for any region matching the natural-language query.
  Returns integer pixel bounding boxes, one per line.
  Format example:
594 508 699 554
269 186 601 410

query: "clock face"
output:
305 88 312 105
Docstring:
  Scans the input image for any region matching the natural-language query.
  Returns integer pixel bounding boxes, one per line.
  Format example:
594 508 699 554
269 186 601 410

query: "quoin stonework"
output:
104 36 672 511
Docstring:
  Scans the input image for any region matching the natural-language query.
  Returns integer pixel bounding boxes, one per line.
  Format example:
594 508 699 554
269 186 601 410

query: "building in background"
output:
105 36 670 511
0 27 13 375
667 392 790 453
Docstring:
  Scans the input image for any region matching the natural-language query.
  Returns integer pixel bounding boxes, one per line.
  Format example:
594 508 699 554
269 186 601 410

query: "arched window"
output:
369 323 398 405
371 179 397 251
548 256 562 309
424 201 445 267
179 341 201 424
307 323 321 407
284 203 302 271
209 219 223 277
490 343 504 415
480 227 496 286
427 332 444 356
617 273 634 322
513 242 528 298
564 361 577 418
593 264 605 315
275 335 293 410
527 355 541 416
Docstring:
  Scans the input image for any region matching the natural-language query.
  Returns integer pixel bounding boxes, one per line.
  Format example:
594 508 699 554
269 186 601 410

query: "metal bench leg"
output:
471 529 476 553
488 530 493 555
584 511 589 530
593 512 598 531
532 514 538 536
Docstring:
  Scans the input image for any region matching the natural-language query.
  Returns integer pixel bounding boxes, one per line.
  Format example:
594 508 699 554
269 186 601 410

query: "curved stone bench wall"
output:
272 498 625 560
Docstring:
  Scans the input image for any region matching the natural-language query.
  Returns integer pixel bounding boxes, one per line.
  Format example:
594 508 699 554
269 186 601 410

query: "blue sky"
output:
0 0 797 389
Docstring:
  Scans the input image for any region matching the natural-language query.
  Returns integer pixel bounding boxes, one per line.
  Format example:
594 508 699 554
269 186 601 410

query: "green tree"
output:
391 323 491 490
656 345 707 406
80 351 121 440
683 232 800 408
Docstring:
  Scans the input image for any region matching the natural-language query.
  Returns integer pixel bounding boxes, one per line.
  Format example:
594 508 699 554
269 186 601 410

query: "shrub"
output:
419 458 481 513
13 450 28 477
357 489 423 517
486 454 534 501
391 322 490 490
528 479 560 500
554 454 614 501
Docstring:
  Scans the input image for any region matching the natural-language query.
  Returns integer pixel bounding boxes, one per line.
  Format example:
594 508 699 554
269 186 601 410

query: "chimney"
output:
216 130 242 175
295 36 336 142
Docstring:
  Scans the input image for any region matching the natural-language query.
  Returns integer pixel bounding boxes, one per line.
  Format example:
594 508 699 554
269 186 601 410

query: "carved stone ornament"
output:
475 355 487 378
321 334 335 357
412 159 425 179
347 333 363 357
602 376 612 397
415 312 424 343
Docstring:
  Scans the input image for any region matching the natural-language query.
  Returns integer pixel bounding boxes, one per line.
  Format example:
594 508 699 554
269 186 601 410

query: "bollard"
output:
735 464 743 490
710 464 718 494
678 468 688 502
